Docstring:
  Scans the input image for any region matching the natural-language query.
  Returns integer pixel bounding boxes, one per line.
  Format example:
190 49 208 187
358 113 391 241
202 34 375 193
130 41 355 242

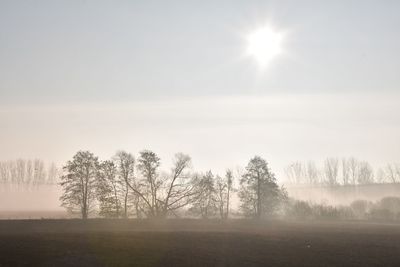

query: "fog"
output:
1 93 399 180
286 184 400 206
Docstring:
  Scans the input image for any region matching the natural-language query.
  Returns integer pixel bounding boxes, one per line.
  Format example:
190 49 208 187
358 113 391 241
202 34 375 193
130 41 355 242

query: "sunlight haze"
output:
1 0 399 179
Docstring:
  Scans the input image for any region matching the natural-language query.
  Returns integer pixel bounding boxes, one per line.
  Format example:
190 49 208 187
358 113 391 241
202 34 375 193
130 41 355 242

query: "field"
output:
0 219 400 266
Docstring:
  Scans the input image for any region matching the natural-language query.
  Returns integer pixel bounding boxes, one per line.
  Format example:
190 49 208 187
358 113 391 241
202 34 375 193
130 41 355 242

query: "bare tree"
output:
97 160 121 218
375 168 386 184
341 158 350 185
159 153 197 217
47 162 59 185
25 160 33 185
33 159 46 186
190 171 217 218
0 161 9 184
136 150 161 217
114 151 135 218
324 158 339 186
16 159 26 185
382 163 400 183
60 151 99 219
357 161 374 184
284 162 304 184
348 157 359 186
306 161 319 185
9 161 17 184
122 151 197 218
215 174 227 219
214 169 235 219
225 169 234 219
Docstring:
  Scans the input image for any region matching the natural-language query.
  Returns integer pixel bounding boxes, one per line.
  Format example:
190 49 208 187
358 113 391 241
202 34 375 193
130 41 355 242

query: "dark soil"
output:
0 219 399 266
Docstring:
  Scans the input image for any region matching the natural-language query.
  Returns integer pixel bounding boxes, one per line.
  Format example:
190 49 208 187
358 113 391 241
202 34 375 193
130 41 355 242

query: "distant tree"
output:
9 161 17 184
97 160 121 218
114 151 135 218
33 159 46 185
214 169 234 219
306 161 319 185
47 162 59 184
382 163 400 183
324 158 339 186
25 160 33 185
0 159 56 188
215 174 227 219
16 159 26 185
284 162 304 184
190 171 217 218
357 161 374 184
375 168 386 184
348 157 359 185
60 151 99 219
225 169 234 219
239 156 284 219
341 158 350 185
0 161 9 183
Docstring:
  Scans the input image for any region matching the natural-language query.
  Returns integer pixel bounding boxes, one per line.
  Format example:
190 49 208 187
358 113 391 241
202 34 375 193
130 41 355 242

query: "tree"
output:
341 158 350 185
215 174 227 219
136 150 161 217
348 157 359 185
324 158 339 186
121 150 197 218
382 163 400 183
225 169 234 219
215 169 234 219
33 159 46 186
25 160 33 185
60 151 99 219
114 151 135 218
16 159 26 185
357 161 374 184
47 162 59 185
97 160 121 218
239 156 283 219
159 153 197 217
190 171 217 218
306 161 319 185
284 162 304 184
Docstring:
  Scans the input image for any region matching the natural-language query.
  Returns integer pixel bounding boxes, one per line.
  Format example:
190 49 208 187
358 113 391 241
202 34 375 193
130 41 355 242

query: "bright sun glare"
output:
246 25 283 66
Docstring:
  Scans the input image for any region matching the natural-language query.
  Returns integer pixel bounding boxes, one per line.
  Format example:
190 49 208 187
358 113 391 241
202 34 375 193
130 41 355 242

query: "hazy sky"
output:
1 1 399 179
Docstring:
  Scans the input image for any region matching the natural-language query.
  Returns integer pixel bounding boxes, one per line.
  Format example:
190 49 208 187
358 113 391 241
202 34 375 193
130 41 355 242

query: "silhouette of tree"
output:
97 160 121 218
114 151 136 218
190 171 217 218
60 151 99 219
239 156 284 219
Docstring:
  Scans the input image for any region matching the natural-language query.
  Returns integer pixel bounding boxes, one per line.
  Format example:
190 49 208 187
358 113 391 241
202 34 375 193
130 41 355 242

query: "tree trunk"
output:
257 172 261 219
124 190 128 218
226 188 230 219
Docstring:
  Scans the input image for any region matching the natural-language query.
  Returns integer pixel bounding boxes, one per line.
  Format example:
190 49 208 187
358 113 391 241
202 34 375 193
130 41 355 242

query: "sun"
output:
246 25 283 66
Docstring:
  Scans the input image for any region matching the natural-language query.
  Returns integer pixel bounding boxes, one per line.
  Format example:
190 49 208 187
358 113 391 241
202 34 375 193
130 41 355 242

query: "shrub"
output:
368 208 394 221
378 197 400 214
350 200 372 219
285 200 313 219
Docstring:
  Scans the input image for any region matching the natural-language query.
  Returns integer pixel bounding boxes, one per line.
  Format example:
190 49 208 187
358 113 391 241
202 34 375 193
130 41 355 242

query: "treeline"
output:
284 157 400 186
60 150 287 219
0 159 59 187
286 196 400 221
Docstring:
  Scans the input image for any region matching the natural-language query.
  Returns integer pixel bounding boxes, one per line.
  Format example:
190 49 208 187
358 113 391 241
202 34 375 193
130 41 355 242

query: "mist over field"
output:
1 0 400 266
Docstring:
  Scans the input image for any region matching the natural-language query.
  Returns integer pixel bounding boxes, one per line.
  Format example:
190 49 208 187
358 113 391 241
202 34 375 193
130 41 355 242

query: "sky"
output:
1 0 400 180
